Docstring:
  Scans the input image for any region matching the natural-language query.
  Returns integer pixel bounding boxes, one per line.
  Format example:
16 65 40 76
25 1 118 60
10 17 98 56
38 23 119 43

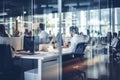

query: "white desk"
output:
16 52 58 80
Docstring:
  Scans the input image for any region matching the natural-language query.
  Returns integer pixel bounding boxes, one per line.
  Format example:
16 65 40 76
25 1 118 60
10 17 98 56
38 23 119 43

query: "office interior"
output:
0 0 120 80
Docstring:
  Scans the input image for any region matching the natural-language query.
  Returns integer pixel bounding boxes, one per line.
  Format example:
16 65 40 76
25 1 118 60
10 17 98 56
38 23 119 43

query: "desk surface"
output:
15 49 70 60
15 52 57 59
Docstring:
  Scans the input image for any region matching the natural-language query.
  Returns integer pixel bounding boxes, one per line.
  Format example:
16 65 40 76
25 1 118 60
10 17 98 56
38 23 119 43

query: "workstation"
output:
0 0 120 80
16 51 59 80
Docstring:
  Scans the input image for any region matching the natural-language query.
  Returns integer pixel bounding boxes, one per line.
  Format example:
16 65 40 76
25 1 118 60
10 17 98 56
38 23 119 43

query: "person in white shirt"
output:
109 32 119 55
111 32 119 48
39 23 49 44
63 27 82 53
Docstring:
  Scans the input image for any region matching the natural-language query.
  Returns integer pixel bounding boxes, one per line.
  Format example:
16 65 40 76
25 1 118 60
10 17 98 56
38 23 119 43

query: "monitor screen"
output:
23 36 34 52
23 36 39 53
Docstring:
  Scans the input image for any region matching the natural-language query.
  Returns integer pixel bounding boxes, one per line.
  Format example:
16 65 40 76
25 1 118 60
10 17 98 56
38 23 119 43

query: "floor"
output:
62 53 120 80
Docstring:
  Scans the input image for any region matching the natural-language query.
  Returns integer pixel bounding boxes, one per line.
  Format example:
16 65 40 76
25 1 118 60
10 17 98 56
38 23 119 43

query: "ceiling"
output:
0 0 120 18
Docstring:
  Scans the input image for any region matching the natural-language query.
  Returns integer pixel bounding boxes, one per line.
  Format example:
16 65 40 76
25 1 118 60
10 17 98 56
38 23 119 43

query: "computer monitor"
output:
23 36 34 53
23 36 39 54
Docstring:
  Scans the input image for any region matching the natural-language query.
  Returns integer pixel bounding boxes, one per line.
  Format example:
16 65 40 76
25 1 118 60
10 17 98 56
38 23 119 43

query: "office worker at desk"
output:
63 26 84 53
52 26 87 53
111 32 119 48
110 32 119 54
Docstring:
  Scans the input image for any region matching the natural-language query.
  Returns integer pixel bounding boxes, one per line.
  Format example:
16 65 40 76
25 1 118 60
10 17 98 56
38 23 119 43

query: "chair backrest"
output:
0 44 14 73
74 43 86 54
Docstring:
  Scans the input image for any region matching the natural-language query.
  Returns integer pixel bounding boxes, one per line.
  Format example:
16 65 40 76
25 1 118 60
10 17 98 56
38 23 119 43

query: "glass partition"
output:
1 0 120 80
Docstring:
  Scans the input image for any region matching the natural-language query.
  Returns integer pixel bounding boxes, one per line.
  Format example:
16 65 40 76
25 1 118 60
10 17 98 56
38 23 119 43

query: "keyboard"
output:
16 51 36 55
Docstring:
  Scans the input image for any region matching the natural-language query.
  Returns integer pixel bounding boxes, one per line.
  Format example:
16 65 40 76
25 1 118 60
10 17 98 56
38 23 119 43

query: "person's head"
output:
39 23 45 31
69 26 78 37
113 32 117 38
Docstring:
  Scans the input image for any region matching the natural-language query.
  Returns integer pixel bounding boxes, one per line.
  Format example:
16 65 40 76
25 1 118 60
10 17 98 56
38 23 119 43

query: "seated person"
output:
62 27 83 53
110 32 119 54
48 27 87 54
111 32 119 48
52 26 87 53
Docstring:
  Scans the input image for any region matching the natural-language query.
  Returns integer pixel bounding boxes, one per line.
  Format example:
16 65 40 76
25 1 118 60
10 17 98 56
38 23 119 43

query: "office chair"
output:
62 43 86 62
0 44 21 80
72 43 86 61
62 43 87 80
72 43 87 80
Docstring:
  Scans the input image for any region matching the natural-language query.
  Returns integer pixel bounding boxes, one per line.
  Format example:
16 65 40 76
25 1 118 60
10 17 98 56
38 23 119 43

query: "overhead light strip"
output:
0 12 7 16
